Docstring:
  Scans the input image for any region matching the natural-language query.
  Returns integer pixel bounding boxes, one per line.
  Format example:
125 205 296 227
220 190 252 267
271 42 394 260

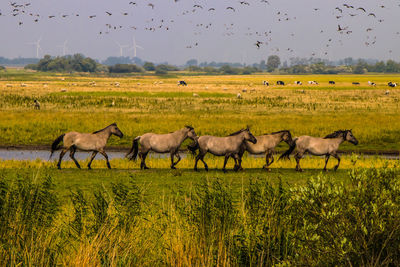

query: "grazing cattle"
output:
263 81 269 86
368 81 376 86
178 80 187 86
352 82 360 85
237 93 242 99
385 90 390 95
34 99 40 110
276 81 285 85
294 81 302 85
308 81 318 85
388 82 397 87
329 81 335 84
192 93 199 97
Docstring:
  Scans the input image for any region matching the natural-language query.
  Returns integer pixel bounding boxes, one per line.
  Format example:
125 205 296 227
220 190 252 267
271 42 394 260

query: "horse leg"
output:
233 154 241 171
222 155 230 173
170 152 176 169
332 153 341 171
323 154 330 171
173 152 181 168
57 148 68 169
200 152 209 171
99 150 111 169
194 153 201 171
295 152 303 172
87 151 98 169
141 152 149 169
263 151 274 171
69 146 81 169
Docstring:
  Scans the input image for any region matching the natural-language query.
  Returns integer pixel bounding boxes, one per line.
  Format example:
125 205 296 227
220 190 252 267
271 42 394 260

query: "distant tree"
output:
0 65 5 71
266 55 281 72
143 62 156 71
385 60 400 73
108 64 143 73
220 65 239 74
102 56 132 66
155 65 169 75
186 59 198 66
352 64 365 74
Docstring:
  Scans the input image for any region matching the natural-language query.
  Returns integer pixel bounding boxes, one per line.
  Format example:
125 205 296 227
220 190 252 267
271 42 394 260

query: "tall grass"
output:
0 166 399 266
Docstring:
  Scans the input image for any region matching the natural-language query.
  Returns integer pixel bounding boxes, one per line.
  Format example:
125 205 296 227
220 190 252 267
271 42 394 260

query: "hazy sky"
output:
1 0 399 64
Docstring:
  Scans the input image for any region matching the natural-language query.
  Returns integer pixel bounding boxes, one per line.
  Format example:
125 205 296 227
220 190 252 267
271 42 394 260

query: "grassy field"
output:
0 70 399 152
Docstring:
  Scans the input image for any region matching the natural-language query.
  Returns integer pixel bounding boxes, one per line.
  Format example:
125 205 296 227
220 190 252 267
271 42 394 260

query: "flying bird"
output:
226 7 235 11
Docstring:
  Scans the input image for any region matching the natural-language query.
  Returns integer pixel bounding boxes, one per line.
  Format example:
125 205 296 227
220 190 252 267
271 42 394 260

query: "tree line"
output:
17 54 400 75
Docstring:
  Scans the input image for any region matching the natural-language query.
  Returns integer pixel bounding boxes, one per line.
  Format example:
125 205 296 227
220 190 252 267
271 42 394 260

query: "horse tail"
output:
50 134 65 159
126 136 140 161
187 140 199 156
279 138 297 161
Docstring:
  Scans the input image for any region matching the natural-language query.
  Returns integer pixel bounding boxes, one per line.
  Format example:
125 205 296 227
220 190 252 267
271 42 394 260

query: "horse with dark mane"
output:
234 130 294 171
279 129 358 172
188 127 257 172
50 123 124 169
126 126 197 169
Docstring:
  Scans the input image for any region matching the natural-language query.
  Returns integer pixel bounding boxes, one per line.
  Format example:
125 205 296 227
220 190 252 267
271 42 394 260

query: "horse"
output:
234 130 294 171
126 126 197 169
279 130 358 172
50 123 124 169
188 127 257 173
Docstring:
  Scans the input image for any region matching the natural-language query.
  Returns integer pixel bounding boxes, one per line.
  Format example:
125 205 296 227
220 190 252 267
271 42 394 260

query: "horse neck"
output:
95 127 112 140
173 128 189 143
331 136 345 145
272 132 285 145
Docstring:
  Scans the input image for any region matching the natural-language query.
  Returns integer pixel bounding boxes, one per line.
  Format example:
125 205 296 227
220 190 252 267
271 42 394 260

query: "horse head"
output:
244 128 257 144
282 130 294 145
345 130 358 145
185 125 197 140
110 123 124 138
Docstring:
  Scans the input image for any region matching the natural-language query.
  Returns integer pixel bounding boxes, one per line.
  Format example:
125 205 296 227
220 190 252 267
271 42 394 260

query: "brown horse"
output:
235 130 294 171
279 129 358 171
189 127 257 172
126 126 197 169
50 123 123 169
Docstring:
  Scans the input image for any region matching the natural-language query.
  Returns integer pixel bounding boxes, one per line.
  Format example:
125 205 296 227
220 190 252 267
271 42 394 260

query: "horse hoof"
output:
144 166 150 170
194 168 199 172
171 166 176 170
88 167 92 170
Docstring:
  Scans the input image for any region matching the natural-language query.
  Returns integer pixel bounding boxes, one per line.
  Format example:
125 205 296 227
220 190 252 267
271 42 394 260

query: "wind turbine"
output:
28 37 42 58
115 41 129 57
57 40 68 56
129 36 144 58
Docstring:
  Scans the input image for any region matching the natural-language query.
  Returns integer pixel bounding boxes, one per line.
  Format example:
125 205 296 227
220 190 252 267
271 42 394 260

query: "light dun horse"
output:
279 130 358 172
235 130 294 171
126 126 197 169
189 127 257 172
50 123 124 169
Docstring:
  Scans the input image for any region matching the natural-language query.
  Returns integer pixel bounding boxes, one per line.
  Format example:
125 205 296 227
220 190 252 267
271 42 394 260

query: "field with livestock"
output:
0 70 400 266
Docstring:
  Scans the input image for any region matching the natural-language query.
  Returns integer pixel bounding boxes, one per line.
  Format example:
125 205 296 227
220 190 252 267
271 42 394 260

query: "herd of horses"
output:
50 123 359 172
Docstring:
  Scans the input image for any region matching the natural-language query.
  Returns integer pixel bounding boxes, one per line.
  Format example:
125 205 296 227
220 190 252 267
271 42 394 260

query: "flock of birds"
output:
1 1 398 58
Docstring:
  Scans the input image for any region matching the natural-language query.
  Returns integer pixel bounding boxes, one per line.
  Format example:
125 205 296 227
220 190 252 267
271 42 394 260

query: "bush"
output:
108 64 143 73
0 65 5 71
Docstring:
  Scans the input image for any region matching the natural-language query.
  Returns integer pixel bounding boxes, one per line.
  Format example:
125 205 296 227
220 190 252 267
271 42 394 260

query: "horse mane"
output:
323 130 348 139
92 123 116 134
228 129 245 136
185 125 194 130
265 130 291 135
